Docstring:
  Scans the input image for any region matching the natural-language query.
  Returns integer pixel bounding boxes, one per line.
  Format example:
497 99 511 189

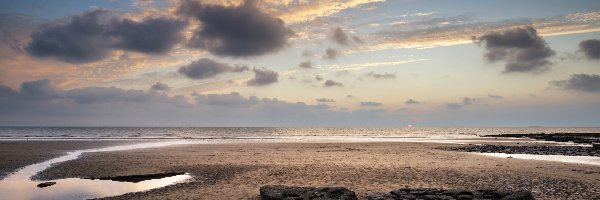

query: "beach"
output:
1 140 599 199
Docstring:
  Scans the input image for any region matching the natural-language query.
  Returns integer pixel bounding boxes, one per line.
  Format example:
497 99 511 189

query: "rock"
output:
367 188 534 200
366 192 393 200
260 185 358 200
593 143 600 150
36 182 56 188
481 133 600 144
502 191 534 200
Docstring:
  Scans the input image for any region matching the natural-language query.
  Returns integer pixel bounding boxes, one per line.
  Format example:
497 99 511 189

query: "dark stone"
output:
480 133 600 144
366 188 535 200
452 144 600 157
36 182 56 188
260 185 358 200
367 192 393 200
502 191 535 200
593 143 600 150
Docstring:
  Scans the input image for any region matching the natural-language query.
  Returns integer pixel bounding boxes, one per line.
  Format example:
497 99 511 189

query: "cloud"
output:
405 99 420 105
550 74 600 92
322 48 339 59
316 98 335 103
462 97 475 105
446 103 462 109
247 68 278 86
361 11 600 51
150 82 169 91
179 0 294 57
331 27 349 45
578 39 600 59
319 59 427 71
473 26 555 73
191 0 385 23
3 79 599 127
270 0 385 23
315 75 324 81
352 35 364 44
107 17 188 54
445 97 476 109
26 9 186 63
179 58 248 79
488 94 503 99
18 79 62 98
196 92 259 107
365 72 395 79
360 101 382 107
26 10 111 63
298 61 312 68
0 13 39 61
302 49 315 57
0 79 410 126
324 79 343 87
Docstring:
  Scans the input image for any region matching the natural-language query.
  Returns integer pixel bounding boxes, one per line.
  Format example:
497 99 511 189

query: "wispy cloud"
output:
358 11 600 51
317 59 427 71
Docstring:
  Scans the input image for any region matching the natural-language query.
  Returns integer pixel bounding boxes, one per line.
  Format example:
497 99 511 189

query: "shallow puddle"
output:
477 152 600 166
0 141 193 200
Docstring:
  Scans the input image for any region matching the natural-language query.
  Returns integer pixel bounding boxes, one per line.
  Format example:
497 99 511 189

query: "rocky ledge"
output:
369 188 533 200
481 133 600 144
260 185 358 200
453 144 600 157
259 186 534 200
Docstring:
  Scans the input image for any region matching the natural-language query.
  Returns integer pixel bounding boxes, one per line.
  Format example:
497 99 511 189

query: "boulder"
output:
260 185 358 200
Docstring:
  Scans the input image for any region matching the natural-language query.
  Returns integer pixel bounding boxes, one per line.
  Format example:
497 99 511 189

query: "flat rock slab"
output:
453 144 599 157
368 188 534 200
260 185 358 200
482 133 600 144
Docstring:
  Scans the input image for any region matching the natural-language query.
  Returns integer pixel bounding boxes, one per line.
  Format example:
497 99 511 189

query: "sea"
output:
0 127 598 140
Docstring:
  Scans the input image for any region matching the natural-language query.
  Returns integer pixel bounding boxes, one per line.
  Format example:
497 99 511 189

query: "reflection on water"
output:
0 141 193 200
0 173 191 200
477 153 600 166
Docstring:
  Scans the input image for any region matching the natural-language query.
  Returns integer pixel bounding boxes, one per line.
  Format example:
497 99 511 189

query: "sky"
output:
0 0 599 127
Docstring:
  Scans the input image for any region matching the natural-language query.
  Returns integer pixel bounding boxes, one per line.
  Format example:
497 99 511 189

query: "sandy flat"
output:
24 141 600 199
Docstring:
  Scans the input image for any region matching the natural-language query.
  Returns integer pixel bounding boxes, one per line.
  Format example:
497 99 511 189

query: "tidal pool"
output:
477 152 600 166
0 141 193 200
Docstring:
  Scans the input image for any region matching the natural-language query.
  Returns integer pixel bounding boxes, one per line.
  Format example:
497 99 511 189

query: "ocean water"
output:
0 127 598 139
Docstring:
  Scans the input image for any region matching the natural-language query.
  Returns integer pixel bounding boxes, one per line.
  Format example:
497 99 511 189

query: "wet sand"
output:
0 140 135 180
14 141 598 199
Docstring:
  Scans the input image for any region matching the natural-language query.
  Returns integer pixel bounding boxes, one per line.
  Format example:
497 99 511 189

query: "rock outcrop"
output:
260 185 358 200
453 144 599 157
367 188 534 200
